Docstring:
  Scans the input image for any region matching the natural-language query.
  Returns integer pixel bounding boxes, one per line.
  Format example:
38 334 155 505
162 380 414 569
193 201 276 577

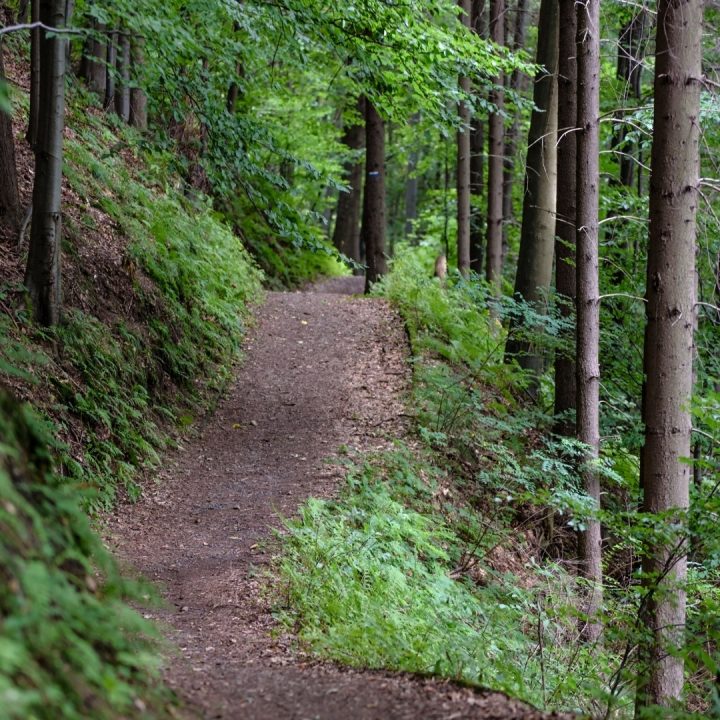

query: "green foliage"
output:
1 83 264 510
279 244 719 717
0 390 169 719
279 449 608 713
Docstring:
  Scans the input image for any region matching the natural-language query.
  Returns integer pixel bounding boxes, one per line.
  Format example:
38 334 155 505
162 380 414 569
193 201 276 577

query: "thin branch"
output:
0 22 81 36
599 292 647 303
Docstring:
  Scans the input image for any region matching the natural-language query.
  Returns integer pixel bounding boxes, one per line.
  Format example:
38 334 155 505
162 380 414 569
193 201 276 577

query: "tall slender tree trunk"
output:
362 99 387 292
27 0 40 148
333 96 365 264
606 11 649 276
129 38 148 130
469 0 485 273
613 11 647 189
504 0 558 379
635 0 702 708
554 0 578 435
80 16 106 97
64 0 74 66
575 0 602 642
457 0 472 276
485 0 505 290
103 30 117 111
115 32 131 121
404 153 419 239
501 0 528 262
25 0 67 327
0 44 19 230
226 20 244 113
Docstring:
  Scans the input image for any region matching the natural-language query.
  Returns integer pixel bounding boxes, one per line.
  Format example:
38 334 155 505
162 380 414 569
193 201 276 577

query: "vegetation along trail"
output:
112 277 563 720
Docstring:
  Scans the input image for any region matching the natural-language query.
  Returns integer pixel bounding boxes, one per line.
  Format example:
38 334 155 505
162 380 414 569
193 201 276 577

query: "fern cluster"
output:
0 390 169 719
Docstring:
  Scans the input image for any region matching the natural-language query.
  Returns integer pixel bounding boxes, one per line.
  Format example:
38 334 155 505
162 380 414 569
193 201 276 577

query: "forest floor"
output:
110 276 569 720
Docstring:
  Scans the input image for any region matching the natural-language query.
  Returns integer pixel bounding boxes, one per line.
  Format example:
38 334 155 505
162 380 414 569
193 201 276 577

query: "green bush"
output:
0 390 168 720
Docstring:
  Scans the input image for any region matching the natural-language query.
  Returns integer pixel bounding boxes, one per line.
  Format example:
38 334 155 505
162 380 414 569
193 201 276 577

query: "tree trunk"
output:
226 21 244 113
103 30 117 110
485 0 505 290
404 152 418 238
553 0 578 435
25 0 66 327
606 11 649 275
457 0 472 276
501 0 528 262
469 0 485 273
504 0 558 378
27 0 40 148
362 99 387 292
115 32 131 121
613 11 647 189
575 0 602 643
129 38 148 130
80 17 106 97
64 0 74 66
332 96 365 264
635 0 701 708
0 44 19 230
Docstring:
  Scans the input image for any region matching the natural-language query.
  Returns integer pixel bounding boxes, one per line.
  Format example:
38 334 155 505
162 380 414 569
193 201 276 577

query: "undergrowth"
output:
278 449 604 711
0 391 169 719
277 245 714 718
1 82 264 510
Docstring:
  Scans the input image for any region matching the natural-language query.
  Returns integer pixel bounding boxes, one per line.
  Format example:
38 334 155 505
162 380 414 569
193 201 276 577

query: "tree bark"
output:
362 99 387 292
613 11 647 189
129 38 148 130
64 0 74 66
636 0 702 708
333 96 365 264
404 154 418 238
226 21 244 113
485 0 505 290
25 0 66 327
0 44 19 230
457 0 472 276
80 17 106 97
501 0 528 262
103 30 117 111
575 0 602 642
554 0 577 435
504 0 558 379
27 0 40 148
606 11 649 274
469 0 485 273
115 32 131 121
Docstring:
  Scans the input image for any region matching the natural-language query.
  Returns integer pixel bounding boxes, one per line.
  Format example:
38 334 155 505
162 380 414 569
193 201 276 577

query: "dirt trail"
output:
112 277 565 720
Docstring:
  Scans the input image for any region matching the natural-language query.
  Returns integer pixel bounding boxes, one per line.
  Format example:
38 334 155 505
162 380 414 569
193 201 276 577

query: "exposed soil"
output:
111 277 570 720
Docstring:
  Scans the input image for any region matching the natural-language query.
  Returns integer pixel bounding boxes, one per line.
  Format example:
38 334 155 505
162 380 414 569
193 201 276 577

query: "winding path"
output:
111 277 566 720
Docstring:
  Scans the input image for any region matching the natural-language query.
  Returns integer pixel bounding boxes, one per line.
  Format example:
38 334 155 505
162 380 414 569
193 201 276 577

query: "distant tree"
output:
0 42 19 231
25 0 67 326
501 0 528 262
129 37 148 130
575 0 602 642
636 0 702 708
504 0 558 381
27 0 39 148
469 0 485 273
115 31 131 121
333 96 365 264
485 0 504 290
103 29 117 110
456 0 472 276
362 98 387 292
553 0 577 435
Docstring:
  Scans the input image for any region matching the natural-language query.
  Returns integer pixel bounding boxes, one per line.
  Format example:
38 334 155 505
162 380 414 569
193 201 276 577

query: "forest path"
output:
112 277 562 720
